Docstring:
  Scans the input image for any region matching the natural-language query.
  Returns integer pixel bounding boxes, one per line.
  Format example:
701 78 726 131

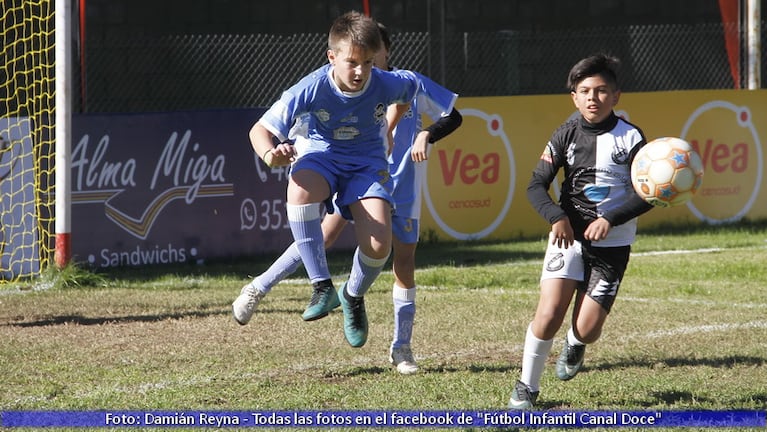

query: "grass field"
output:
1 219 766 431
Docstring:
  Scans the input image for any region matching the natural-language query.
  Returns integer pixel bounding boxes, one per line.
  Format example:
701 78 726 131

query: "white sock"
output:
567 327 586 346
346 247 389 297
286 203 329 283
520 323 553 392
391 284 416 348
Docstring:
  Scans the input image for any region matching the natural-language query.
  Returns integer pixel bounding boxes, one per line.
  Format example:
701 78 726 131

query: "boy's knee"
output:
360 248 390 265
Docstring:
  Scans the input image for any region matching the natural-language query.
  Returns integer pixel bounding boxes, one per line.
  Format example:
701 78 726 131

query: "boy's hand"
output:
551 217 575 249
584 217 611 242
411 130 430 162
263 142 296 168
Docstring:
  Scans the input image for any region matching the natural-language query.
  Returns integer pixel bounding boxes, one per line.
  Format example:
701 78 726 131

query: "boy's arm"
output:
601 139 655 226
423 107 463 144
412 108 463 162
602 194 654 226
385 103 411 154
527 169 567 225
249 121 296 167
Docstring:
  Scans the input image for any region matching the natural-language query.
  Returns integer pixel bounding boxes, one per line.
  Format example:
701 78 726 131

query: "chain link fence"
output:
80 22 763 113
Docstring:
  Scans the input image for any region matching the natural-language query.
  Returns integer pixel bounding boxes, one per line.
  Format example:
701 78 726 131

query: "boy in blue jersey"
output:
248 11 418 348
236 22 462 366
507 54 654 409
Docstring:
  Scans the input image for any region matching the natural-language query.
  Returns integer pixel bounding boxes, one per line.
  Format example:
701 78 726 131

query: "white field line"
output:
9 244 766 404
275 245 767 285
621 296 767 309
631 247 723 256
617 320 767 342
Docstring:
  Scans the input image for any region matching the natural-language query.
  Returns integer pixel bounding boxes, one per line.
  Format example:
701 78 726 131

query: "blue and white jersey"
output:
389 71 458 220
259 63 419 165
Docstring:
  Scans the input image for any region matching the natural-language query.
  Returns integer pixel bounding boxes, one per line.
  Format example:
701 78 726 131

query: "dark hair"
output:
376 22 391 52
328 11 382 54
567 54 620 91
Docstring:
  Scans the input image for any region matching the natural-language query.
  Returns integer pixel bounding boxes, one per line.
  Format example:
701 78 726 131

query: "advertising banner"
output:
70 89 766 267
71 110 354 269
422 89 766 241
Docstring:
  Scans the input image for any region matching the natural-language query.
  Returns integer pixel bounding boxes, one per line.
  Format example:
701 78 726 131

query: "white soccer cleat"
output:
232 283 266 325
389 345 418 375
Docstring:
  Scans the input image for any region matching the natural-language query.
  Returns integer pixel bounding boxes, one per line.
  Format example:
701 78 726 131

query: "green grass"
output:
1 219 766 431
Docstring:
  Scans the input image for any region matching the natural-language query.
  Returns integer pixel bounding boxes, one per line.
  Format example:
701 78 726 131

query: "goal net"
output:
1 0 56 282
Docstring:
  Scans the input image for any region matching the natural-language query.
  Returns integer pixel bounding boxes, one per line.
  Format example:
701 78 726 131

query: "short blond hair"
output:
328 11 382 54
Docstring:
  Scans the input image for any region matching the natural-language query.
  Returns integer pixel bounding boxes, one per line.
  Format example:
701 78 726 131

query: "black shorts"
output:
580 244 631 313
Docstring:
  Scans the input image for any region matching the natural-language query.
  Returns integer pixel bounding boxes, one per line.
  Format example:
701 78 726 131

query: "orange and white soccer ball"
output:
631 137 704 208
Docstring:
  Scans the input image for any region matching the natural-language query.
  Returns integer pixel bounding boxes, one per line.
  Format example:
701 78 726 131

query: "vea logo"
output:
680 101 763 224
423 109 516 240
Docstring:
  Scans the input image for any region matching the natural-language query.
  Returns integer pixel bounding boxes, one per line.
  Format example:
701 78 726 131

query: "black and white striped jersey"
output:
527 112 654 247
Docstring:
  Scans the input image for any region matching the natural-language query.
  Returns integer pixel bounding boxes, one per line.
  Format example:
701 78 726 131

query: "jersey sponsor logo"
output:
333 126 360 140
340 113 358 123
583 184 610 202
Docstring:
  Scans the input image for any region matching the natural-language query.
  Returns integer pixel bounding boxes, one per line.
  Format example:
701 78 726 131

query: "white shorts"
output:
540 232 585 282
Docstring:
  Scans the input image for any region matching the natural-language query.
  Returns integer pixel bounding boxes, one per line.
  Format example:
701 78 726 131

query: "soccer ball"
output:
631 137 704 208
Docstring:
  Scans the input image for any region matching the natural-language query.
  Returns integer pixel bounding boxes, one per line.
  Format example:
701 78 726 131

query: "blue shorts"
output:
291 152 394 221
392 215 419 244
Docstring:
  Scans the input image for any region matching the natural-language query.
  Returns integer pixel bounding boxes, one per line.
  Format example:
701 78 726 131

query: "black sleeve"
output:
527 129 569 225
602 195 654 226
527 168 567 225
424 108 463 143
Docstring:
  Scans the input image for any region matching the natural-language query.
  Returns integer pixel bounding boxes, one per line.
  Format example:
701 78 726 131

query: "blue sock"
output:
345 247 389 297
286 203 330 283
253 243 302 294
392 284 416 348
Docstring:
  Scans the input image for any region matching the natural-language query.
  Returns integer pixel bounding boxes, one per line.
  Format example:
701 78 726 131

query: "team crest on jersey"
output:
611 141 630 164
315 109 330 122
374 103 386 125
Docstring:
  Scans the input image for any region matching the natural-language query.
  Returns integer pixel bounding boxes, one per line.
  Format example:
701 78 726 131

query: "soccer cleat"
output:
389 345 418 374
338 282 368 347
508 380 539 410
556 339 586 380
232 283 266 325
302 279 341 321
